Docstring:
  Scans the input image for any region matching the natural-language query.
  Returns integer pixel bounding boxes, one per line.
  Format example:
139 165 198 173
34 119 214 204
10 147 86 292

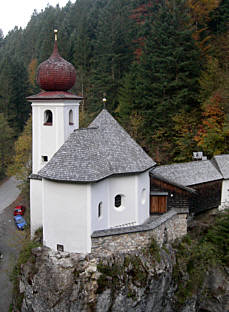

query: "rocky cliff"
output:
15 243 229 312
12 211 229 312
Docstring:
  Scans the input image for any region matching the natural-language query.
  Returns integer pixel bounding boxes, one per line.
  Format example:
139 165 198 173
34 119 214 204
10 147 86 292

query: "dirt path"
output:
0 178 26 311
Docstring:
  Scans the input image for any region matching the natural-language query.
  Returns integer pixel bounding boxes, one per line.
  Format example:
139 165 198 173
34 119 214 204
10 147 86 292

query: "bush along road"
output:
0 178 26 312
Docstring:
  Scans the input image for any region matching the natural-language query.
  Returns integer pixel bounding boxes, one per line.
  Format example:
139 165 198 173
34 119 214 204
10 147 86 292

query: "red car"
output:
14 205 25 216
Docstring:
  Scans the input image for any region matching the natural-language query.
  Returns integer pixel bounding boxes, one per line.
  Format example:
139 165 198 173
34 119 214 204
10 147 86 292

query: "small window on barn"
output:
44 110 53 125
114 195 122 208
98 202 102 218
69 109 74 125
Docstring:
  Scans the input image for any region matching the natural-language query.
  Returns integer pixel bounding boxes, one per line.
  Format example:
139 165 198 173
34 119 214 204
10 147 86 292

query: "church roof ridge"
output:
38 109 155 182
152 159 223 186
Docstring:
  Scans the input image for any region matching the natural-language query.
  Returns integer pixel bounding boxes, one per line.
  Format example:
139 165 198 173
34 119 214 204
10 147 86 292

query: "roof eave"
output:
150 172 197 194
27 91 83 101
39 165 156 184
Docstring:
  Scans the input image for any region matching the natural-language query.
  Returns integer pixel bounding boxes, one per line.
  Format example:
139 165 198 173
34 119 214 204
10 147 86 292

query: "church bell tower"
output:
28 30 82 235
28 30 82 173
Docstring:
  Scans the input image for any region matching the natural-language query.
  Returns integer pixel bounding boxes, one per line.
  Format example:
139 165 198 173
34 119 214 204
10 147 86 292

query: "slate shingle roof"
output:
38 109 155 182
152 160 223 186
212 154 229 179
150 172 196 193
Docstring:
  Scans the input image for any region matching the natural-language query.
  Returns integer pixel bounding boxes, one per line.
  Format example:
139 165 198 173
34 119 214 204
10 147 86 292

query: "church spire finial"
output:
102 93 107 109
54 29 58 41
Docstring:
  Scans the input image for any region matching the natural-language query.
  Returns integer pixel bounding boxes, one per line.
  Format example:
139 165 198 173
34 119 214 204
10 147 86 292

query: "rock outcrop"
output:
16 244 229 312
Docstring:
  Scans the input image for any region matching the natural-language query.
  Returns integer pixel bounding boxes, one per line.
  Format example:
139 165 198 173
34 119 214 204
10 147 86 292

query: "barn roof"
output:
212 154 229 179
38 109 155 182
150 172 197 194
152 160 223 186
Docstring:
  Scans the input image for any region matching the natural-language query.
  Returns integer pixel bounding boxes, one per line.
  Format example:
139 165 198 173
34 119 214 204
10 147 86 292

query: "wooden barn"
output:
150 173 196 214
151 159 223 215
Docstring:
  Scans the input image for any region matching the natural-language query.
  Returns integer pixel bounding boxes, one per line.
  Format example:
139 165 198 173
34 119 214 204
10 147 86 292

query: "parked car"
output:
14 215 27 230
14 205 25 216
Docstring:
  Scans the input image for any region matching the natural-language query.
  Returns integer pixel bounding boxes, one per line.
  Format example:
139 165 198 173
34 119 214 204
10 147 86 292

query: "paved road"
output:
0 177 20 214
0 178 25 312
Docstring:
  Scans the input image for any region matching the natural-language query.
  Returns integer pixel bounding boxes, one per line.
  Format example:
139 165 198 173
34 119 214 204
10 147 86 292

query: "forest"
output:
0 0 229 179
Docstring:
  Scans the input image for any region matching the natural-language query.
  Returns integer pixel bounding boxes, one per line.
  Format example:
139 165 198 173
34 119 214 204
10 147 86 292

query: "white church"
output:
28 32 155 254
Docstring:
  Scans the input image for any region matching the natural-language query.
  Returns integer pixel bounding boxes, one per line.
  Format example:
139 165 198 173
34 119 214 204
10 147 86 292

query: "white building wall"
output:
43 179 91 253
30 179 43 237
31 100 80 173
108 175 137 228
91 179 109 232
219 179 229 210
136 170 150 224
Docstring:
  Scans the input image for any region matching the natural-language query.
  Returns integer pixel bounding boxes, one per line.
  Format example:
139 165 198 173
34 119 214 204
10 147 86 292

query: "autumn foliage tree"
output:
7 116 32 195
28 58 38 90
0 0 229 171
187 0 220 53
194 94 229 155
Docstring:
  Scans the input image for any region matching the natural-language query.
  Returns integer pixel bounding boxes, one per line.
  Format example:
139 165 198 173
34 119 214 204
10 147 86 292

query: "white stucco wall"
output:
108 175 137 228
91 172 150 231
219 179 229 210
42 179 91 253
30 179 43 237
31 100 80 173
136 170 150 224
91 179 109 232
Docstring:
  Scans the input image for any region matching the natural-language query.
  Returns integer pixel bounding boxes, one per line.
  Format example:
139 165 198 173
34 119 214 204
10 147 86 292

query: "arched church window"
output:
114 195 122 208
98 202 102 218
69 109 74 125
44 110 53 126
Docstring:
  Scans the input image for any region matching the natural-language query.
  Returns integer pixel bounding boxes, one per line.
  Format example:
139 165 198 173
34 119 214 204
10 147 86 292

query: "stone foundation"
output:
91 209 187 256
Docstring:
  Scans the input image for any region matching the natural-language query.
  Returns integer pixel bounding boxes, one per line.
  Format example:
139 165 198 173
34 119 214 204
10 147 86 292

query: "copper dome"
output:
36 40 76 92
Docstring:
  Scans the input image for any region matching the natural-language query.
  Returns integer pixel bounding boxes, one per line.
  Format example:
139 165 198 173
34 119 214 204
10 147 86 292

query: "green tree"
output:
0 55 31 132
172 109 200 162
198 57 223 103
88 0 135 112
119 0 201 160
209 0 229 34
7 58 31 132
0 113 14 178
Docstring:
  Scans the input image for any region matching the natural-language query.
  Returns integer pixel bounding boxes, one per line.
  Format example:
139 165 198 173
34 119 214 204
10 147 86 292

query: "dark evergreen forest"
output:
0 0 229 178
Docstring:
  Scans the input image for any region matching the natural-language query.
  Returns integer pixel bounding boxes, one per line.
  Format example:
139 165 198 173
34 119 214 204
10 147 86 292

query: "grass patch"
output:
97 262 123 294
97 252 149 296
148 238 161 262
173 210 229 307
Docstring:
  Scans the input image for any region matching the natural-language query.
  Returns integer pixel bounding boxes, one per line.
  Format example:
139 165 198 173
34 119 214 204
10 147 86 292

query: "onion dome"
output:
36 30 76 91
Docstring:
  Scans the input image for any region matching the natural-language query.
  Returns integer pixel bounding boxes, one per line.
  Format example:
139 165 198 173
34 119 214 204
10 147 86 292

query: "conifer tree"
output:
88 0 135 112
119 0 201 160
0 113 14 178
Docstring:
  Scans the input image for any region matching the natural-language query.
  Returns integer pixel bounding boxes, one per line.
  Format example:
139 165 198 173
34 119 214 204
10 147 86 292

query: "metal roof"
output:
152 160 223 186
27 91 83 101
38 109 155 182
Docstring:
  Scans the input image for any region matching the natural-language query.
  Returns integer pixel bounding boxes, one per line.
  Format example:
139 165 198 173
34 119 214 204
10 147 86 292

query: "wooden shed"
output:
151 159 223 215
150 173 196 214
